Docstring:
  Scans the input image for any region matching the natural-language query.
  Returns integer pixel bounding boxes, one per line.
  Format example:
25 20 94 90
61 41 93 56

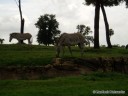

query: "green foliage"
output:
35 14 61 45
76 24 92 35
0 73 128 96
84 0 123 7
76 24 94 46
125 0 128 7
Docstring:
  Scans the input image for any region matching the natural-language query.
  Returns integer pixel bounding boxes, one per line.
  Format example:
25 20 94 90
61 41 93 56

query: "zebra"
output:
55 32 86 57
0 38 4 44
9 33 32 44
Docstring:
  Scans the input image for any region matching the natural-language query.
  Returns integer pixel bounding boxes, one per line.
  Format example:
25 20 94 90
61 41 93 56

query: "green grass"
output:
62 46 128 58
0 45 128 96
0 44 128 66
0 44 56 66
0 72 128 96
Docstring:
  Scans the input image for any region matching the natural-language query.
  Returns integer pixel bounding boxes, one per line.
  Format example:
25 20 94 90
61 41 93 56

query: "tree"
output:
76 24 92 35
35 14 61 46
124 0 128 7
100 3 112 48
84 0 123 48
76 24 94 47
100 0 122 48
76 25 86 33
84 0 100 48
14 0 25 44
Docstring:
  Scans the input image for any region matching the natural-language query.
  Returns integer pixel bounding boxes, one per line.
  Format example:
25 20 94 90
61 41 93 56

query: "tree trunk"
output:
101 4 112 48
19 0 25 44
94 0 100 48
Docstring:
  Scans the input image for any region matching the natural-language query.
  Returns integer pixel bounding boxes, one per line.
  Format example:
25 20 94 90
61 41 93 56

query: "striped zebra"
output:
0 38 4 44
55 32 86 57
9 33 32 44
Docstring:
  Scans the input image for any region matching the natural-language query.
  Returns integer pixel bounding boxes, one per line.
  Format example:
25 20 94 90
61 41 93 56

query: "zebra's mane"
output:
10 33 19 36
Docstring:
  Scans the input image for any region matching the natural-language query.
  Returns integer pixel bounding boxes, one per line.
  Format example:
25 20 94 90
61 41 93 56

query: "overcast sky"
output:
0 0 128 46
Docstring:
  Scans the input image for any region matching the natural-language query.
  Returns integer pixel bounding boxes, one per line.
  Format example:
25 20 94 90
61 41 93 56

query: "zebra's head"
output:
9 33 17 42
54 37 59 46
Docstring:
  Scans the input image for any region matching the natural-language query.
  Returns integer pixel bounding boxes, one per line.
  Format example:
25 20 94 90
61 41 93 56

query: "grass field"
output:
0 72 128 96
0 44 128 96
0 44 128 66
0 44 56 66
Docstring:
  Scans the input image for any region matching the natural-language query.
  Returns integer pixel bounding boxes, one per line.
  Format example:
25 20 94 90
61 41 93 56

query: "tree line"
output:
35 14 93 46
35 14 114 47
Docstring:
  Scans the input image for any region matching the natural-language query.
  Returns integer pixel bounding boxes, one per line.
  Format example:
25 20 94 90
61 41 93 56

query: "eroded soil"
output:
0 57 128 80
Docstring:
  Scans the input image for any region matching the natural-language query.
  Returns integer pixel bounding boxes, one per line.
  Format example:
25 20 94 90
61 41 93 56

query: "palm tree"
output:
84 0 123 48
100 0 123 48
84 0 100 48
100 2 112 48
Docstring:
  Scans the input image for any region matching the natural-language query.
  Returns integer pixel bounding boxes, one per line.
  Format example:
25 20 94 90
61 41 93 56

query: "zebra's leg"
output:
56 46 60 57
62 46 65 56
81 44 85 57
68 45 72 56
78 43 84 57
28 39 31 44
18 40 21 44
28 39 30 44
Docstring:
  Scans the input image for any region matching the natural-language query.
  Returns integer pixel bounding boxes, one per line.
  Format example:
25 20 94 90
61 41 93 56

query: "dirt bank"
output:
0 57 128 80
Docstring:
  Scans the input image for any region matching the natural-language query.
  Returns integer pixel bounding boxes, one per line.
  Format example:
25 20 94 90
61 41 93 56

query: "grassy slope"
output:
0 44 128 66
0 45 128 96
0 72 128 96
0 44 56 66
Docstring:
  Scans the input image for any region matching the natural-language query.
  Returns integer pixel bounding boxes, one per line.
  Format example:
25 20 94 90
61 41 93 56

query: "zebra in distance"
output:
55 32 86 57
0 38 4 44
9 33 32 44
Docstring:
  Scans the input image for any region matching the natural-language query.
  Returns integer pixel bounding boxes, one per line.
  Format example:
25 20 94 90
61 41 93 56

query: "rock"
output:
44 64 52 70
52 58 62 65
